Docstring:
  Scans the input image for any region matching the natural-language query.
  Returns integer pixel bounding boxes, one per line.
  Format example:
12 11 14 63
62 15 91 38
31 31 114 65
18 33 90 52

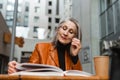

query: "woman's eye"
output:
62 26 67 30
69 30 74 34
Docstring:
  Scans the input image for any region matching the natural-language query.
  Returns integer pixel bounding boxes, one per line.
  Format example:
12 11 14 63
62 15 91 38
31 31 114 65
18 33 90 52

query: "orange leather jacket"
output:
29 42 82 70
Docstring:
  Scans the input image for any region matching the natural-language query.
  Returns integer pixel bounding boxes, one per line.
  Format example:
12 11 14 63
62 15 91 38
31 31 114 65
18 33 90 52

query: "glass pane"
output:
100 0 106 12
100 12 107 38
107 7 114 34
114 1 120 32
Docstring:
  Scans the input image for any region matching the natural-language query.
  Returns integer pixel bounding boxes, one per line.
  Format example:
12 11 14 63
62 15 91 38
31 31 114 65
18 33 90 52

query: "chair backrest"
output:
109 41 120 80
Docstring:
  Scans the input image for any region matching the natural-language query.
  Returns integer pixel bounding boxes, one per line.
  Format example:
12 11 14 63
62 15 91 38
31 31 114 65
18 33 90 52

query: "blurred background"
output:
0 0 120 74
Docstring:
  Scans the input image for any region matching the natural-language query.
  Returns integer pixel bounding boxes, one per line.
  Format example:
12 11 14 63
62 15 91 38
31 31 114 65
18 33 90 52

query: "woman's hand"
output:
70 38 82 56
8 61 18 74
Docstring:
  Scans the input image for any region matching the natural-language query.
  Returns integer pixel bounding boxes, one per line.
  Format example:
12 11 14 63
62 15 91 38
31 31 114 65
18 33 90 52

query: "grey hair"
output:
52 18 82 47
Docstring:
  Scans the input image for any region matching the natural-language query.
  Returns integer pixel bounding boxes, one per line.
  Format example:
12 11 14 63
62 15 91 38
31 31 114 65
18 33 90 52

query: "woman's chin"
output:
60 41 70 45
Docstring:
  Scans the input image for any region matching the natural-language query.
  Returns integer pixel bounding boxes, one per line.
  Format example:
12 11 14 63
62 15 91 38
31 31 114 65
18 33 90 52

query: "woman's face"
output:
57 21 77 45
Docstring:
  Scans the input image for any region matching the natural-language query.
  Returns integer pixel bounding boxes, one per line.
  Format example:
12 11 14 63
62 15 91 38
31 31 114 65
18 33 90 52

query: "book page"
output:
16 63 63 73
11 63 64 76
11 71 64 76
64 70 93 77
24 68 62 72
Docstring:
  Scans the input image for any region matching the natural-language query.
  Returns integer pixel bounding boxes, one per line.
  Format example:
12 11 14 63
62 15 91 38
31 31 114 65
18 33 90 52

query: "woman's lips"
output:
61 35 67 40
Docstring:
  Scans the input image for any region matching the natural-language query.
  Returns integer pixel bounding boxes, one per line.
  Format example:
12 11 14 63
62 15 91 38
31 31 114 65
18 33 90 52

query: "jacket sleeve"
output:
29 44 41 64
72 59 82 70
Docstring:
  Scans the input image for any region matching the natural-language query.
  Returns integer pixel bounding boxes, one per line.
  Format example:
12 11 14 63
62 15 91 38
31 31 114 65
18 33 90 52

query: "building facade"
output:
28 0 48 39
0 0 7 18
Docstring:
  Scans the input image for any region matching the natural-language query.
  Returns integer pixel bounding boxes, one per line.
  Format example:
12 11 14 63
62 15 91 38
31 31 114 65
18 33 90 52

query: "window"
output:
55 18 60 23
106 0 112 7
34 16 39 22
7 4 14 11
107 7 114 34
114 1 120 31
34 7 40 13
0 54 9 74
25 6 29 12
33 26 39 32
33 36 38 38
100 0 105 13
99 0 120 39
56 0 59 15
48 26 51 30
21 52 32 63
24 16 28 27
38 0 40 3
0 4 2 9
48 9 52 14
48 1 52 6
100 13 107 38
48 17 52 23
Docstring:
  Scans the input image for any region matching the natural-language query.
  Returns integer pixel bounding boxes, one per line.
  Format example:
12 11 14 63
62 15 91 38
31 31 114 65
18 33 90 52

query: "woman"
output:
8 18 82 74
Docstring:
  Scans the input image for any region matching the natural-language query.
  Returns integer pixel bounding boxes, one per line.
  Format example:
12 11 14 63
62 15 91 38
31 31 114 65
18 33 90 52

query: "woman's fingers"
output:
8 61 17 74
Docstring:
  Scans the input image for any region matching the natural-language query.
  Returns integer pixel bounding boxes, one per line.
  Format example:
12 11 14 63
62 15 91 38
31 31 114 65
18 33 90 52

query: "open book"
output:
11 63 93 76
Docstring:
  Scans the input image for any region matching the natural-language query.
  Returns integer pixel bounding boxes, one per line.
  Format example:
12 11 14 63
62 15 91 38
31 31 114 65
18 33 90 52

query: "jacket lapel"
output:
48 45 59 67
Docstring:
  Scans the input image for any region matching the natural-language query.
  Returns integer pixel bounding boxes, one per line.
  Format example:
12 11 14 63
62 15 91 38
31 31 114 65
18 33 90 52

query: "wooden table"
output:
0 75 109 80
0 74 19 80
21 75 100 80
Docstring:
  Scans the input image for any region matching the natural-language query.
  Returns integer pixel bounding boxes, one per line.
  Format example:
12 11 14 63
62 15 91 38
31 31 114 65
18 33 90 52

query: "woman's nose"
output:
64 30 69 35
